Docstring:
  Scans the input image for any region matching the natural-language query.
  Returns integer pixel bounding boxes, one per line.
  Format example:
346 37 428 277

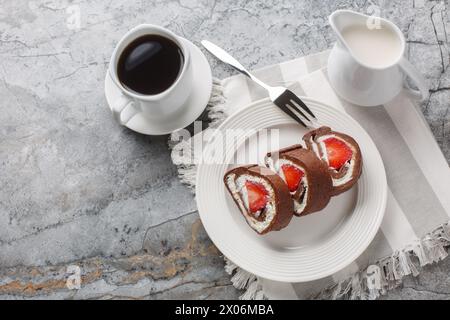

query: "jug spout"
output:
329 10 370 49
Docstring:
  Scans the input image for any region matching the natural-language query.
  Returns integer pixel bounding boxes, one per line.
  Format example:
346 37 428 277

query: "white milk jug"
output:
327 10 428 106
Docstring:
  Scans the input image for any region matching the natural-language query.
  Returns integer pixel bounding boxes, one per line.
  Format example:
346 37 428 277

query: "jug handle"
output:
399 58 429 102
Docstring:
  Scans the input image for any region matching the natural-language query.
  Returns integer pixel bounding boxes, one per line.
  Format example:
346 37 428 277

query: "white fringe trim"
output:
168 78 450 300
224 257 267 300
168 78 227 191
207 79 228 128
315 221 450 300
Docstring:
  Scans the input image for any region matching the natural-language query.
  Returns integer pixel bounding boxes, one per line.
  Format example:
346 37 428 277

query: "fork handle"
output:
201 40 271 91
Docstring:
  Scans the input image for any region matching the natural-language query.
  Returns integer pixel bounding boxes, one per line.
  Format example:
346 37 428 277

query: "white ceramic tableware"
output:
328 10 428 106
109 24 193 126
105 37 212 135
196 97 387 282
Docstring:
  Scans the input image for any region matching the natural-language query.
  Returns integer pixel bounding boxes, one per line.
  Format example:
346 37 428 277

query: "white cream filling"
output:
266 158 308 215
225 173 276 233
313 134 357 187
310 136 326 163
331 161 354 186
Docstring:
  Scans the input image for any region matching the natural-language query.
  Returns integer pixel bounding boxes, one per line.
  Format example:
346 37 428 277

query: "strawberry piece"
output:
323 137 353 170
245 181 268 213
281 164 304 192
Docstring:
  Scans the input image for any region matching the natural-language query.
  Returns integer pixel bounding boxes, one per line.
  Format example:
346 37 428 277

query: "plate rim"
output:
196 97 387 282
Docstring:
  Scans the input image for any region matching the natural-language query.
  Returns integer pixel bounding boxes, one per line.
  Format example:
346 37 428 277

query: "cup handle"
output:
112 94 139 126
399 57 429 101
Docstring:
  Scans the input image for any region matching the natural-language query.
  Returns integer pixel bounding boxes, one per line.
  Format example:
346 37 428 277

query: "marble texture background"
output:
0 0 448 299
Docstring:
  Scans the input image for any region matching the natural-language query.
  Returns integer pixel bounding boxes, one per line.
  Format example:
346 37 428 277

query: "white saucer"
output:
104 38 212 135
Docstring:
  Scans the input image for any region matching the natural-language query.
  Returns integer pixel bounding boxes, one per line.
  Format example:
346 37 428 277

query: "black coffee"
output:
117 34 184 95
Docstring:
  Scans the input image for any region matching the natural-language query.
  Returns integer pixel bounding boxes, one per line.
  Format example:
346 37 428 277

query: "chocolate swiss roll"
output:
265 145 333 216
303 126 362 196
223 165 294 234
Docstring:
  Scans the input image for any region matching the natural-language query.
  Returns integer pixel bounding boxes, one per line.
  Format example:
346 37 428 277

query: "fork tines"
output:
284 89 316 119
274 89 317 128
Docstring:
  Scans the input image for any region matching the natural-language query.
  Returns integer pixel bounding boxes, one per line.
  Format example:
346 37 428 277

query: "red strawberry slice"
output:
245 181 268 213
281 164 304 192
323 137 353 170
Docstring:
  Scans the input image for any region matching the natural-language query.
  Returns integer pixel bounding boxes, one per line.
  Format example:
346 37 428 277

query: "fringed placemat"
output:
169 50 450 299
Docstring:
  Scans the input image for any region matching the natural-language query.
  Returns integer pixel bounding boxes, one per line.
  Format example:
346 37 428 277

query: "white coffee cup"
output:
109 24 193 125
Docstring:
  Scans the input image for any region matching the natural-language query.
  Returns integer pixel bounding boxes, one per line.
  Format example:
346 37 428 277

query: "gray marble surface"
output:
0 0 448 299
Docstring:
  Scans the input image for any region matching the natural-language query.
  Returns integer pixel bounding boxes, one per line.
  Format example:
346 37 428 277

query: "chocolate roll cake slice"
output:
265 145 333 216
303 126 362 196
224 165 294 234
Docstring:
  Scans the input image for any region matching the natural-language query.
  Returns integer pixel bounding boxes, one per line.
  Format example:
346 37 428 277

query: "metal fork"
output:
201 40 317 127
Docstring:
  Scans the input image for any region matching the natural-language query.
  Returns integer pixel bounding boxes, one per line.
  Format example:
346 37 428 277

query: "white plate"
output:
196 97 387 282
104 38 212 135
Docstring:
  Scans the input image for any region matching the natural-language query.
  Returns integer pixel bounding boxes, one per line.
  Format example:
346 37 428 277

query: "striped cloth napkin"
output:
170 50 450 299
